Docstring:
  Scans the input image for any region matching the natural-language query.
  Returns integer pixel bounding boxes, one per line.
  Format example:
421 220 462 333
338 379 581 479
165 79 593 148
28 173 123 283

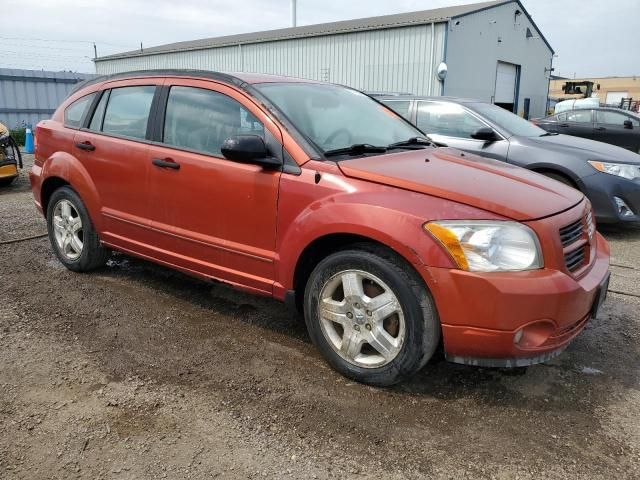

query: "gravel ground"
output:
1 155 639 479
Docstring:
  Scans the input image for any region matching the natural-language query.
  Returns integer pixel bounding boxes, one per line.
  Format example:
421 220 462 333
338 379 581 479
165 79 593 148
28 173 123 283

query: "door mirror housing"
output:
623 119 633 129
221 135 282 169
471 127 499 142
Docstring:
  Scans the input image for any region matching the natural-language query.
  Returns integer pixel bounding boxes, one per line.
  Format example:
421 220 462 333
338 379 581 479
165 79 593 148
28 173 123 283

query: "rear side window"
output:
162 86 264 156
556 113 567 121
566 110 592 123
381 100 411 120
64 93 96 128
101 86 156 140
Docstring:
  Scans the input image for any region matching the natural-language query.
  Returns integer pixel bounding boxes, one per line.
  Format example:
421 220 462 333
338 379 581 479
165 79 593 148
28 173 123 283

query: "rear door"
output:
555 109 595 139
146 79 283 293
73 79 161 248
593 110 640 151
415 100 509 161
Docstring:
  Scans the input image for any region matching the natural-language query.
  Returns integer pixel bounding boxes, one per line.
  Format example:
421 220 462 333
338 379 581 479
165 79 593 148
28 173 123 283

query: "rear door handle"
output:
75 141 95 151
559 123 569 128
152 158 180 170
595 126 606 131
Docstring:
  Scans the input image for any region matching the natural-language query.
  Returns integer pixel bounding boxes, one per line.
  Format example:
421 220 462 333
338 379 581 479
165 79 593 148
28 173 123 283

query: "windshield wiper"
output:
386 137 435 150
324 144 387 157
539 132 559 137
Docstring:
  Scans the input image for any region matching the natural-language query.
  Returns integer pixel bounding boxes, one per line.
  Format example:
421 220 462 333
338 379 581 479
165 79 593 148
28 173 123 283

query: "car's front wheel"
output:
304 246 440 386
46 186 109 272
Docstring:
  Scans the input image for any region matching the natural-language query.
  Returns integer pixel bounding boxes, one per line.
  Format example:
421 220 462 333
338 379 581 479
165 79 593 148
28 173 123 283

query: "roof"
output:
375 95 481 103
68 69 319 96
96 0 509 62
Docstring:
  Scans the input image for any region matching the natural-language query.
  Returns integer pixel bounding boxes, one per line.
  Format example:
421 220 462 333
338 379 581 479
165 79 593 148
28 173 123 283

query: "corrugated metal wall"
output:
0 69 95 129
95 24 446 96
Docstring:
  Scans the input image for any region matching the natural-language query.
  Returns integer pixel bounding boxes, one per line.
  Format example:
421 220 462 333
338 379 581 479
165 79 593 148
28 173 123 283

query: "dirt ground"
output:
1 155 639 479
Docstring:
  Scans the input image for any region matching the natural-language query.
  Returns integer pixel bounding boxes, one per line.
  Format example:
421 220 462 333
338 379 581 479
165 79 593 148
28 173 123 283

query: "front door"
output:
594 110 640 151
556 109 595 140
146 79 283 294
73 80 160 249
415 101 510 161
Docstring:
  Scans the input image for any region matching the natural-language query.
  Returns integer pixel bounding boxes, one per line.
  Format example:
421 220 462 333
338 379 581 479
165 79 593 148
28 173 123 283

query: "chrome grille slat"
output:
559 219 583 247
565 247 586 272
559 210 593 273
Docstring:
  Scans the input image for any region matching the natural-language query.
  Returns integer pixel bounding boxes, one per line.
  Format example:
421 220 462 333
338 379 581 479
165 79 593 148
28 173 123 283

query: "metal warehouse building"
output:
94 0 554 118
0 69 95 128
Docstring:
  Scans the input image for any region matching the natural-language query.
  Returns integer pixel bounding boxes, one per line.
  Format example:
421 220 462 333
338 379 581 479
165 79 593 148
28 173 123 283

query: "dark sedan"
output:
533 107 640 153
377 95 640 224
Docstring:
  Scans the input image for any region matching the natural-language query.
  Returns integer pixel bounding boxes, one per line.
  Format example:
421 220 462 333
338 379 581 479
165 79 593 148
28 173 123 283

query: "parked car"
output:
31 71 610 386
533 107 640 153
377 96 640 223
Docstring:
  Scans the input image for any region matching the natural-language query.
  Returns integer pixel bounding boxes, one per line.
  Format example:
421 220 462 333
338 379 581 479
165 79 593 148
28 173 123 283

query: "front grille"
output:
564 246 586 272
559 218 583 247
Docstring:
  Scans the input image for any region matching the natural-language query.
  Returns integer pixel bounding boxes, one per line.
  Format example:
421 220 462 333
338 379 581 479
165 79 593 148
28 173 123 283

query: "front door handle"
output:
595 126 606 131
559 123 569 128
152 158 180 170
75 141 95 151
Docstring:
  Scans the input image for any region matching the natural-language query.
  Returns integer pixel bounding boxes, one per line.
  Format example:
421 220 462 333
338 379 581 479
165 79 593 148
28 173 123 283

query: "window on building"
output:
64 93 97 128
416 101 486 139
101 86 156 140
163 86 264 156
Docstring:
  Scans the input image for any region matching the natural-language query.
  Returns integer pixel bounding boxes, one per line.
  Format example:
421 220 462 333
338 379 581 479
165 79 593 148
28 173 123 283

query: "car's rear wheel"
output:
304 246 440 386
46 186 109 272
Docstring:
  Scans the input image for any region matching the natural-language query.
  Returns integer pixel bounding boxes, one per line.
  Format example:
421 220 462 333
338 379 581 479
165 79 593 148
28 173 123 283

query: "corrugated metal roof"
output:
96 0 508 61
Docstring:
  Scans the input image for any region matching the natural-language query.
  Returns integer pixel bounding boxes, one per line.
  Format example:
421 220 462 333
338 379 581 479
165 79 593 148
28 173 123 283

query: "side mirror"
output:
471 127 498 142
624 120 633 129
221 135 282 169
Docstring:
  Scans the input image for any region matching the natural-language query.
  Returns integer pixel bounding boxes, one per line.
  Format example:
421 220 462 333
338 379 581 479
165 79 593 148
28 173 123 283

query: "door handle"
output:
559 123 569 128
75 141 95 151
152 158 180 170
595 126 606 131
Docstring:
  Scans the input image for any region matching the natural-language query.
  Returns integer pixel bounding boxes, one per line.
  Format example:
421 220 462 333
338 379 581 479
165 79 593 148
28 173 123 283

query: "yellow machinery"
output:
0 122 22 186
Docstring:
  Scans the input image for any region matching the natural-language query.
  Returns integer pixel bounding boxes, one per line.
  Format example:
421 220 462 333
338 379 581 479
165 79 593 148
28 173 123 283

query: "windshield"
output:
254 82 423 153
470 102 547 137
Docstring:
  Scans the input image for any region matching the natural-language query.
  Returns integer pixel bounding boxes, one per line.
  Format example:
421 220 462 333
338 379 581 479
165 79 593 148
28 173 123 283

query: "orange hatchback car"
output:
31 70 610 386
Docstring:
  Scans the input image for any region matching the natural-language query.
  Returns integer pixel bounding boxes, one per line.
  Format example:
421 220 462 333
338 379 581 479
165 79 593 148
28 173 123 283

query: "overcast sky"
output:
3 0 639 77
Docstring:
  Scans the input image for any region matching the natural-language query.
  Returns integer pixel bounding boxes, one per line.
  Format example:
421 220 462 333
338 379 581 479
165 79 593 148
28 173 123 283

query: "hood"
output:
520 134 640 163
338 147 584 221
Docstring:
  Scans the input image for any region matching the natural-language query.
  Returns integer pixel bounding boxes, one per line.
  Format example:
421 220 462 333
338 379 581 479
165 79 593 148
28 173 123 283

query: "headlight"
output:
424 221 543 272
588 161 640 180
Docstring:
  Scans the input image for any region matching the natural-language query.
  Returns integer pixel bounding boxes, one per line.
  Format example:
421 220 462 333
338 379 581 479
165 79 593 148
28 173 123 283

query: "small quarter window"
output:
101 86 156 140
64 93 96 128
566 110 592 123
381 100 412 121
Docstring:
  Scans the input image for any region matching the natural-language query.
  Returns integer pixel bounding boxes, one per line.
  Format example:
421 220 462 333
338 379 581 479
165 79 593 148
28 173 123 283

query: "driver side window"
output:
163 86 264 156
416 101 486 139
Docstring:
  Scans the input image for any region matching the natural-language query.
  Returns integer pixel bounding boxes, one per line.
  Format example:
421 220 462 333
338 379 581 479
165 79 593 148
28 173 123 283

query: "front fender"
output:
273 180 496 296
41 151 103 228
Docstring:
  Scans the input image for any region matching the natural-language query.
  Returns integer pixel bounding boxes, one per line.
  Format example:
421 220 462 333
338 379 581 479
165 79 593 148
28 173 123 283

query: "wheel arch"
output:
529 165 583 192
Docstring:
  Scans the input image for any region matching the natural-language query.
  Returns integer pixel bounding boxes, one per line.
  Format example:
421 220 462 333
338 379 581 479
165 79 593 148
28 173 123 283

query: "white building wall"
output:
95 24 446 96
443 2 553 118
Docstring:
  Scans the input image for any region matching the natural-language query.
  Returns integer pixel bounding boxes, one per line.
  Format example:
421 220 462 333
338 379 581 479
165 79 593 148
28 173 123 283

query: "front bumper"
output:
427 232 610 367
583 171 640 223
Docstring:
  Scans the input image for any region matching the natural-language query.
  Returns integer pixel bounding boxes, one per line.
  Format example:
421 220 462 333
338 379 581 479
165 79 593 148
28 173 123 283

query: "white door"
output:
605 91 628 106
494 62 518 104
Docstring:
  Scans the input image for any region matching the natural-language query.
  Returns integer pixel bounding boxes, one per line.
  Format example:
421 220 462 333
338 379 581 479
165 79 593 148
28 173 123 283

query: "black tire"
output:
46 186 109 272
0 176 16 187
304 245 440 387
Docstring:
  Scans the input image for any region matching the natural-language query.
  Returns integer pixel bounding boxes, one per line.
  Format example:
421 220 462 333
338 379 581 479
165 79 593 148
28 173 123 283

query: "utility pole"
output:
291 0 297 27
93 42 97 59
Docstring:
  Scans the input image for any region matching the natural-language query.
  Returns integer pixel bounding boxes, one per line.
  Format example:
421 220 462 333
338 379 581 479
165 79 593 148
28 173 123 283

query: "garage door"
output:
494 62 518 104
605 91 628 106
